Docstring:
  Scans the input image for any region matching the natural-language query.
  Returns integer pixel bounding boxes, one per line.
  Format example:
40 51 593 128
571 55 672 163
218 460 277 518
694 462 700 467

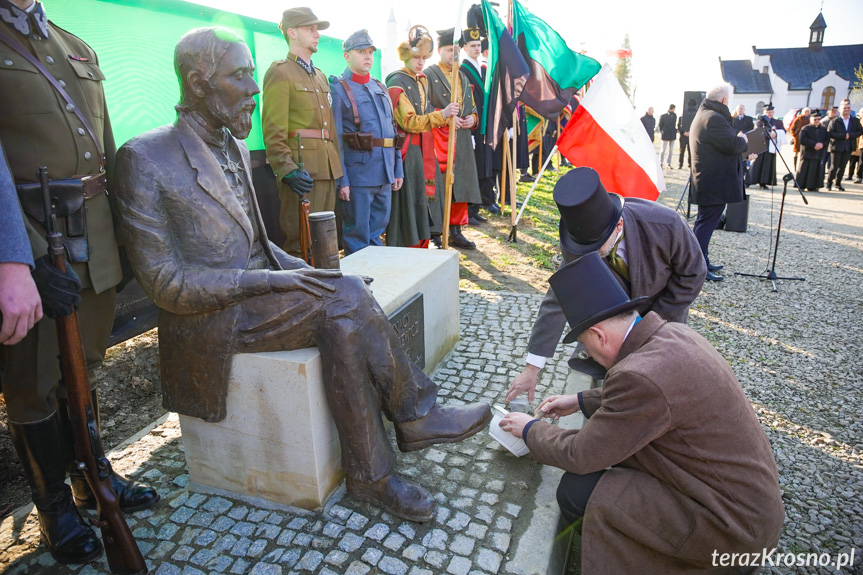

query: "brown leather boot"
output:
395 403 492 452
346 474 436 522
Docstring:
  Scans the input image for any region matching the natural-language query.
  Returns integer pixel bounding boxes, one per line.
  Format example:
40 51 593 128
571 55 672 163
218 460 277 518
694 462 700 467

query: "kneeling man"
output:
114 27 490 522
501 252 784 574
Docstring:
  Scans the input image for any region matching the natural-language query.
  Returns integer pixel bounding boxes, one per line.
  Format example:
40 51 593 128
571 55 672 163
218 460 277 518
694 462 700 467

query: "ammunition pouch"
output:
16 176 104 263
393 132 407 150
344 132 375 151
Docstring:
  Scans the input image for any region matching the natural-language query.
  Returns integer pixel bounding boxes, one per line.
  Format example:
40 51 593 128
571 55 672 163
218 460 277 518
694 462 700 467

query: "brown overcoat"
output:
527 313 784 574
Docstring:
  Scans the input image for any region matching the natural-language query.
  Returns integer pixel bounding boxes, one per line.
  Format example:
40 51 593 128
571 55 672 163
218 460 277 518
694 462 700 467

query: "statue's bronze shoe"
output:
346 474 436 522
395 403 492 452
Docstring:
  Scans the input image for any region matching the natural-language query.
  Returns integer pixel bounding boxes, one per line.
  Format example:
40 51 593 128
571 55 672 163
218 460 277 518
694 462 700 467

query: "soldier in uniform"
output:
424 28 483 250
330 30 404 255
385 27 459 248
0 0 158 564
460 27 498 220
262 7 342 257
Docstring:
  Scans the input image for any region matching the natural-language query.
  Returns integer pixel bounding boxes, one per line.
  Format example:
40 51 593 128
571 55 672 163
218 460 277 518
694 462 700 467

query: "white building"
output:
720 13 862 116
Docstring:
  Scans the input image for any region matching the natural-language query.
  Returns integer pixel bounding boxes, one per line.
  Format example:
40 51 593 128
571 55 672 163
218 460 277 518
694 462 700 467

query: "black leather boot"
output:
449 226 476 250
58 392 160 512
8 415 103 564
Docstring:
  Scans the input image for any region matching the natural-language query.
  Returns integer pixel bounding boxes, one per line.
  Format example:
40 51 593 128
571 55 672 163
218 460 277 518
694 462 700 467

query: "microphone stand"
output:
675 175 693 219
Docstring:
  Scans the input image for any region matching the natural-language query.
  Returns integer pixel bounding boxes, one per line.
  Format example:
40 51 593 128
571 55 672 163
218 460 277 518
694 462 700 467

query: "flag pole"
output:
509 107 518 242
500 132 509 211
512 144 556 231
442 2 466 250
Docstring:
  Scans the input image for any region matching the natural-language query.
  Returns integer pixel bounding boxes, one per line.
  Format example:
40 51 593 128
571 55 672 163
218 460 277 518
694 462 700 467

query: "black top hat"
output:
554 167 624 255
549 252 647 344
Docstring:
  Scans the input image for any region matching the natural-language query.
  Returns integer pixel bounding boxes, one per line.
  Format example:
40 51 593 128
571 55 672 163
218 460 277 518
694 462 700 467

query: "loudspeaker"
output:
680 90 705 132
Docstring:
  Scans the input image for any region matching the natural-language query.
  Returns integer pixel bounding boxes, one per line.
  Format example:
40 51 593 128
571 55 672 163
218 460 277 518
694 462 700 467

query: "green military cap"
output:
343 29 376 52
279 7 330 32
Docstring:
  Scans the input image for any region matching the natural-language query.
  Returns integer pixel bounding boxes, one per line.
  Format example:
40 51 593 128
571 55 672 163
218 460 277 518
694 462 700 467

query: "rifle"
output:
296 135 314 266
39 167 147 575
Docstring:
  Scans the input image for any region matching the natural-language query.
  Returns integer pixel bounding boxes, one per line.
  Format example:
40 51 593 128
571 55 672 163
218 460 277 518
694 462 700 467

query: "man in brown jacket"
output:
262 7 342 257
501 252 784 575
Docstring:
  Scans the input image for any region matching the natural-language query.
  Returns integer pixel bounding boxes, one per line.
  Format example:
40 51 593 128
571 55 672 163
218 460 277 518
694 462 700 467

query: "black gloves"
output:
31 255 82 319
283 169 314 196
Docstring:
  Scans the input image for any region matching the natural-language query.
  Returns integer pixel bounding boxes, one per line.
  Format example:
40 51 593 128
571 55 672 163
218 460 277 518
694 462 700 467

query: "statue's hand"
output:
269 269 342 298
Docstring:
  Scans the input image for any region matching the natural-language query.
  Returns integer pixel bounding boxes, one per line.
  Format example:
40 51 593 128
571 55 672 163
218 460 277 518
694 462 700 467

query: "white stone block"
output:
178 247 460 510
342 246 460 374
179 348 341 510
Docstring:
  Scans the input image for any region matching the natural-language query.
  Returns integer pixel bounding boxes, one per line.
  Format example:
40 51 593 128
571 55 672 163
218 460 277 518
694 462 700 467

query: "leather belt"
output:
290 129 331 140
81 173 108 198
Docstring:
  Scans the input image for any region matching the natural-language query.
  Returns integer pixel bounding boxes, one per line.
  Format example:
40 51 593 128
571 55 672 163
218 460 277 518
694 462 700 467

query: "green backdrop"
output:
45 0 377 151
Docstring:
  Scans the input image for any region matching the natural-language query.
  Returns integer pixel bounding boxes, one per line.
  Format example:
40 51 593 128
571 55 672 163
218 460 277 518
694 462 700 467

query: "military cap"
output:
764 103 775 111
343 29 376 52
279 7 330 32
810 110 822 118
460 27 481 47
437 28 455 47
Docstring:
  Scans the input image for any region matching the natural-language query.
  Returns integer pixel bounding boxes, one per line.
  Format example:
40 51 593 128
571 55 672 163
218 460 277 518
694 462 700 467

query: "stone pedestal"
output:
178 247 460 510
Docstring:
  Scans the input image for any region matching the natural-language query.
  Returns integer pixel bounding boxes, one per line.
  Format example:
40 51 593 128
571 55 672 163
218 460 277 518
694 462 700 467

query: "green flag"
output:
512 0 600 119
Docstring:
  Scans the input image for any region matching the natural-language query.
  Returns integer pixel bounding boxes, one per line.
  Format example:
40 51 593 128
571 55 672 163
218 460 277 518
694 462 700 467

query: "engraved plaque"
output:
388 293 425 369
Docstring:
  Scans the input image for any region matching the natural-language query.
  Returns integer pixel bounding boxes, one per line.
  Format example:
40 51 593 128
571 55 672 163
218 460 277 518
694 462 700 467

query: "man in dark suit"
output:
115 27 491 523
677 112 693 169
658 104 677 168
504 168 706 404
690 84 748 281
826 100 863 191
640 107 655 142
731 104 754 133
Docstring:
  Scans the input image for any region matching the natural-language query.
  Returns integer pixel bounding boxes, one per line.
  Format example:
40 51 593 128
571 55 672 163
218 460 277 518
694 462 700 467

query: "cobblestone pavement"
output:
0 292 574 575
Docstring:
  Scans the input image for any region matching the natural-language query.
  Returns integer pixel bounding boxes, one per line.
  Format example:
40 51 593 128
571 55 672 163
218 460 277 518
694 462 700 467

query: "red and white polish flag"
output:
558 64 665 201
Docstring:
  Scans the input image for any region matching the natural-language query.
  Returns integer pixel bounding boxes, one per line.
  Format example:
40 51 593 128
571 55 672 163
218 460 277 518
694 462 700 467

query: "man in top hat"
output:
262 7 342 257
424 28 484 249
505 167 705 404
385 26 459 248
0 0 159 564
329 30 403 255
745 104 785 190
499 252 784 575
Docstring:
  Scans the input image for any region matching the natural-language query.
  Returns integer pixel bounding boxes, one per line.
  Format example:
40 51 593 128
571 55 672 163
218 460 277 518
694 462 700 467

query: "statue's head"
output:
174 27 260 139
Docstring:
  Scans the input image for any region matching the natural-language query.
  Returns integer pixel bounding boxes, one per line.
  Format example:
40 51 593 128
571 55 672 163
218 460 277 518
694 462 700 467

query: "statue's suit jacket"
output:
115 116 308 422
528 199 706 371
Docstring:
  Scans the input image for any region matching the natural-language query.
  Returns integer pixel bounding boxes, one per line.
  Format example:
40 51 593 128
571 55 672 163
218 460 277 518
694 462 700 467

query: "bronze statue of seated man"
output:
113 27 491 522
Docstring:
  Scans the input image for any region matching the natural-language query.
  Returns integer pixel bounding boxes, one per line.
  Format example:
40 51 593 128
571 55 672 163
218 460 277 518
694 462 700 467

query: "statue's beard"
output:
203 93 256 140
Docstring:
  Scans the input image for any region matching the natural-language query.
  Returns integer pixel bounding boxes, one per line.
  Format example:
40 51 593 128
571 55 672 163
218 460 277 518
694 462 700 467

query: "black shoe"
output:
705 271 724 282
448 226 476 250
431 235 442 249
8 416 103 565
59 395 160 513
836 185 845 191
854 178 862 184
707 262 724 272
827 184 833 191
485 204 501 215
467 216 482 225
518 173 535 183
473 212 488 222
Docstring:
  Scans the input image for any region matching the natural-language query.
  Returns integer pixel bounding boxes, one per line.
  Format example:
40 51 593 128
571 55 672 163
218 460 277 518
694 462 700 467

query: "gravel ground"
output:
657 160 863 574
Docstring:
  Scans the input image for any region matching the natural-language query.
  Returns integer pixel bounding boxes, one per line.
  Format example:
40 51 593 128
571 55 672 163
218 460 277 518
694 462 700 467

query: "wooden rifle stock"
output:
39 168 147 575
296 135 315 266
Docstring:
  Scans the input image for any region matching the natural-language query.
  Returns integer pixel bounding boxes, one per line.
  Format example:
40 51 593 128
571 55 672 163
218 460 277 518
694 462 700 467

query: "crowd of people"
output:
2 1 837 572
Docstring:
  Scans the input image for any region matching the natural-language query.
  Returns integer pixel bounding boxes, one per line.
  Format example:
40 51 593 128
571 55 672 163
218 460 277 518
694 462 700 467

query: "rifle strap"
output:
0 29 105 169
